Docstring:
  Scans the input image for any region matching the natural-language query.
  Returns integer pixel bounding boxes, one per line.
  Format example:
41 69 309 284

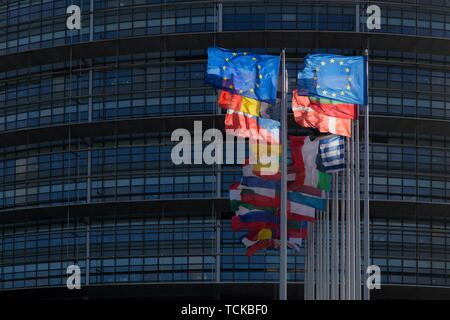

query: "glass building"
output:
1 0 450 299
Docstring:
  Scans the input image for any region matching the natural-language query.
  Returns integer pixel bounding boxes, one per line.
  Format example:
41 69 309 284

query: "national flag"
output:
292 89 358 120
292 102 352 137
229 182 241 202
239 176 279 198
219 90 275 118
225 109 280 143
206 47 280 104
235 205 275 216
317 171 332 191
297 53 367 105
288 238 304 252
240 225 307 255
241 176 280 191
243 236 301 255
231 218 272 234
241 188 280 208
231 198 275 213
287 184 323 221
245 239 279 256
289 135 320 188
232 214 308 232
238 210 278 224
240 176 319 201
288 200 316 222
231 184 317 222
243 162 296 181
229 183 276 211
317 135 346 172
231 213 306 238
288 191 326 211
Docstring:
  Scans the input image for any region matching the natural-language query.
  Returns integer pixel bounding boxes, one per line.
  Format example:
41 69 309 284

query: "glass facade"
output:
2 214 450 289
1 0 450 297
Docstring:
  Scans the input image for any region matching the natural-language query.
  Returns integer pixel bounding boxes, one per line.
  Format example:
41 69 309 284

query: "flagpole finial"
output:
363 49 369 56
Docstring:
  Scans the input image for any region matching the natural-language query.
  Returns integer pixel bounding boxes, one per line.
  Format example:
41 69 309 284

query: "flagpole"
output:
363 49 371 300
309 223 316 300
279 48 288 301
316 210 320 299
331 173 338 299
304 224 308 300
325 194 330 299
355 115 362 300
339 169 345 299
306 222 311 300
345 137 351 300
350 124 356 300
320 210 324 299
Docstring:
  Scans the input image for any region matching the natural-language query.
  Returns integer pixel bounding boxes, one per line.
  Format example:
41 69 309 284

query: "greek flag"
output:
316 135 346 173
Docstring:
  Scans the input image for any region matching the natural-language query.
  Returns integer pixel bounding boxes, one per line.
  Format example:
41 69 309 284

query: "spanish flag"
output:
218 90 261 117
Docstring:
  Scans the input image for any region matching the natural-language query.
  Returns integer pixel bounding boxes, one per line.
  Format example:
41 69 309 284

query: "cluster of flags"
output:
206 47 366 256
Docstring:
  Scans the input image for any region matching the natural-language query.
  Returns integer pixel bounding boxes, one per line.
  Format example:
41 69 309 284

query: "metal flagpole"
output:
345 137 351 300
322 209 326 300
324 202 327 299
310 226 313 299
323 208 327 300
350 124 356 300
322 208 328 300
355 115 362 300
317 211 320 300
306 225 311 299
304 225 308 299
305 223 311 300
363 49 371 300
279 49 288 300
318 211 322 299
331 173 338 299
336 172 340 300
312 224 315 299
325 193 330 300
339 169 345 299
318 209 322 300
321 210 325 299
309 227 313 299
314 213 318 300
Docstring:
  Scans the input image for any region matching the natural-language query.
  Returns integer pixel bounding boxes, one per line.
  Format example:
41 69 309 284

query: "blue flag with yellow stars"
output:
297 54 367 105
206 47 280 105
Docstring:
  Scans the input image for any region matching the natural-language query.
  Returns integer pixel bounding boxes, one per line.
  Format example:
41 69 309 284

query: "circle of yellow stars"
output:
313 58 353 99
221 51 263 95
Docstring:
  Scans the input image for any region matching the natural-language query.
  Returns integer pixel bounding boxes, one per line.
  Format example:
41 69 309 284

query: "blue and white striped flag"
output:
316 135 346 173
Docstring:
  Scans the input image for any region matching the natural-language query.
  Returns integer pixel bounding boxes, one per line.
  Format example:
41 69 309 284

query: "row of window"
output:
1 0 211 27
2 68 450 132
3 2 450 55
2 214 450 289
370 143 450 175
1 141 450 185
5 47 450 82
0 3 216 55
5 62 450 102
1 171 450 209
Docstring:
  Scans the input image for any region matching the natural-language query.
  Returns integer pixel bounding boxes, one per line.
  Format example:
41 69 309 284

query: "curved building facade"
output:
1 0 450 299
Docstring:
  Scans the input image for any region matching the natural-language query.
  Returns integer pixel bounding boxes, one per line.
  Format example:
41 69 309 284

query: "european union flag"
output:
298 54 367 105
206 47 280 104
